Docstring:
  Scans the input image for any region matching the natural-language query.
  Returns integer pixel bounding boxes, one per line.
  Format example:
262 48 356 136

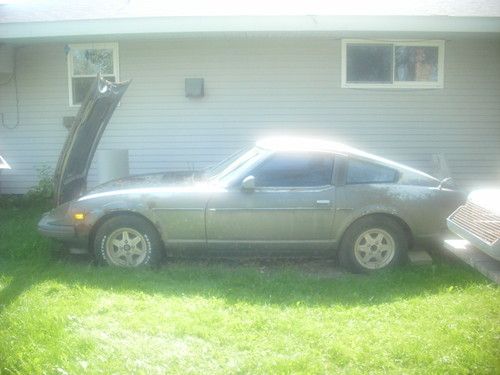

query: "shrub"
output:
25 165 54 204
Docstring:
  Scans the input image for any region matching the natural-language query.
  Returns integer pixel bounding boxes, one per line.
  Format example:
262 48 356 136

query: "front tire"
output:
94 215 162 267
339 216 407 273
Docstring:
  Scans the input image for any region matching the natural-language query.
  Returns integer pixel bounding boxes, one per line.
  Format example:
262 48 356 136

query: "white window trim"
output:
341 39 445 89
67 42 119 107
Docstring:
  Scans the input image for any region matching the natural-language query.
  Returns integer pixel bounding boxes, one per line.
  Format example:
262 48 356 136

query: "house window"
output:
67 43 119 106
341 40 444 89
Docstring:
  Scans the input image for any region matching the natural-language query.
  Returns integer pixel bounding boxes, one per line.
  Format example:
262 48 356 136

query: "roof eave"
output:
1 15 500 40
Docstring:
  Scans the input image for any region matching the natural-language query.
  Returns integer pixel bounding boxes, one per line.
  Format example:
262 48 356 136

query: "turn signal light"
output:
74 213 85 220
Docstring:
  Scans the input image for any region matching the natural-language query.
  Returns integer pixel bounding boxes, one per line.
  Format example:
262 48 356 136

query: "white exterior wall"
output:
0 37 499 193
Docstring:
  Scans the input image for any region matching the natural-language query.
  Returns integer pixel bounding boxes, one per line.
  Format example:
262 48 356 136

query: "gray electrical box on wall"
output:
185 78 204 98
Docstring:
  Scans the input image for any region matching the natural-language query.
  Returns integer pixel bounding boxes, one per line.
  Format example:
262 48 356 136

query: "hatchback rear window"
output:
347 159 397 184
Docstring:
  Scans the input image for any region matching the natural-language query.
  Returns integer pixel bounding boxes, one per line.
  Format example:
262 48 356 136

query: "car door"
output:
205 151 337 251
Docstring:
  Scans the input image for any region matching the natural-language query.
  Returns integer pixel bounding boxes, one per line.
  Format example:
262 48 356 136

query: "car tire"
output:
338 216 407 273
94 215 163 267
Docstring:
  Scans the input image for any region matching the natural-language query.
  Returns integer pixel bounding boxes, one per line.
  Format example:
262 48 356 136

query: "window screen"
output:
347 159 397 184
251 152 334 187
346 44 393 83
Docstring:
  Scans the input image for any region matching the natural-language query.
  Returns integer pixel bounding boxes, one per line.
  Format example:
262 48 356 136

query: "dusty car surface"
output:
447 189 500 261
38 76 464 272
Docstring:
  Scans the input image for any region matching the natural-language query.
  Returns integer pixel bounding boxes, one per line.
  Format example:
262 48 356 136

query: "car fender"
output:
75 197 168 245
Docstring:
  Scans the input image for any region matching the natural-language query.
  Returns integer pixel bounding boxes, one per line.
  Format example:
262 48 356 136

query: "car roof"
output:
257 137 439 181
256 137 398 164
257 137 361 155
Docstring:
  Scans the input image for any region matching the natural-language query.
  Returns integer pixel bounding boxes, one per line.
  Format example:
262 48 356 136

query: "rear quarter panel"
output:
333 184 463 244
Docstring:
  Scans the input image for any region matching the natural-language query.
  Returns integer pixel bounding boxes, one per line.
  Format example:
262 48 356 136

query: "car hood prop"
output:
53 75 130 205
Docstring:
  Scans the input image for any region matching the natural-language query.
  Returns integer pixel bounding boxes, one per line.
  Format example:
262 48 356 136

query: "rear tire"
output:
339 216 407 273
94 215 162 267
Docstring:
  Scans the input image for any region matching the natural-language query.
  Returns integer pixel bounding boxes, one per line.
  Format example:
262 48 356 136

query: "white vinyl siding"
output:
0 37 499 193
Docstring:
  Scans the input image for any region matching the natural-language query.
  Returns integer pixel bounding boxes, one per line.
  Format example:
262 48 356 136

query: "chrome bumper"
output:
447 218 500 261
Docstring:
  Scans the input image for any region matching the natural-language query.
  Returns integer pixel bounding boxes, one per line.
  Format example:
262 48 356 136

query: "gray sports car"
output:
38 76 464 272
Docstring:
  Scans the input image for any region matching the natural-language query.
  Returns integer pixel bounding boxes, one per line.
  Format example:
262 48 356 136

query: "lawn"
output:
0 199 499 374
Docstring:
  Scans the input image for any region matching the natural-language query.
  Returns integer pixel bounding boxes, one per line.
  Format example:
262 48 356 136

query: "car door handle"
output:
316 200 331 205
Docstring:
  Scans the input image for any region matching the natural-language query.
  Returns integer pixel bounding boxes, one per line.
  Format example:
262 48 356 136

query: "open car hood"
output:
53 75 130 205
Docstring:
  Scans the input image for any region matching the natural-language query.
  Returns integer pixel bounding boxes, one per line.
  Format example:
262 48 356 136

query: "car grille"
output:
449 201 500 245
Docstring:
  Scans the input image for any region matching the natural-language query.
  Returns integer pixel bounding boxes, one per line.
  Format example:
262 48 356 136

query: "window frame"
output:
67 43 120 107
247 151 336 189
341 39 445 89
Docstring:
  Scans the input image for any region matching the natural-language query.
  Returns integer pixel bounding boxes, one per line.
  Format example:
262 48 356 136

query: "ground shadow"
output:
0 252 489 314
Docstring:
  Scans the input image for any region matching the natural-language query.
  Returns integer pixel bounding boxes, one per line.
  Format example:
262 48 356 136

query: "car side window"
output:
251 152 334 187
346 159 398 184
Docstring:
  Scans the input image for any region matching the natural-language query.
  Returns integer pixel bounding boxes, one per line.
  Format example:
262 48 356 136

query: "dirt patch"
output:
56 250 347 279
167 256 347 279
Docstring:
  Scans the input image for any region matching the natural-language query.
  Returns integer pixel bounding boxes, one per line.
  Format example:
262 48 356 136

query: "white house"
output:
0 0 499 194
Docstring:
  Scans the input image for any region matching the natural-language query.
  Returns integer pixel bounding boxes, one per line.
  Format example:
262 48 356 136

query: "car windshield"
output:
207 147 261 181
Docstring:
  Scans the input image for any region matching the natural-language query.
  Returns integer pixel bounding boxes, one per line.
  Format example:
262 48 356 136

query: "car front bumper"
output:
38 212 88 248
447 218 500 261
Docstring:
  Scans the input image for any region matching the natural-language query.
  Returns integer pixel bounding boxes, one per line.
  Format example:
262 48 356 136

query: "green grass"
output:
0 198 499 374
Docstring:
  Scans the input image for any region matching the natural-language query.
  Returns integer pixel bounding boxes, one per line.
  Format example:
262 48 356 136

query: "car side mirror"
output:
241 175 255 191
